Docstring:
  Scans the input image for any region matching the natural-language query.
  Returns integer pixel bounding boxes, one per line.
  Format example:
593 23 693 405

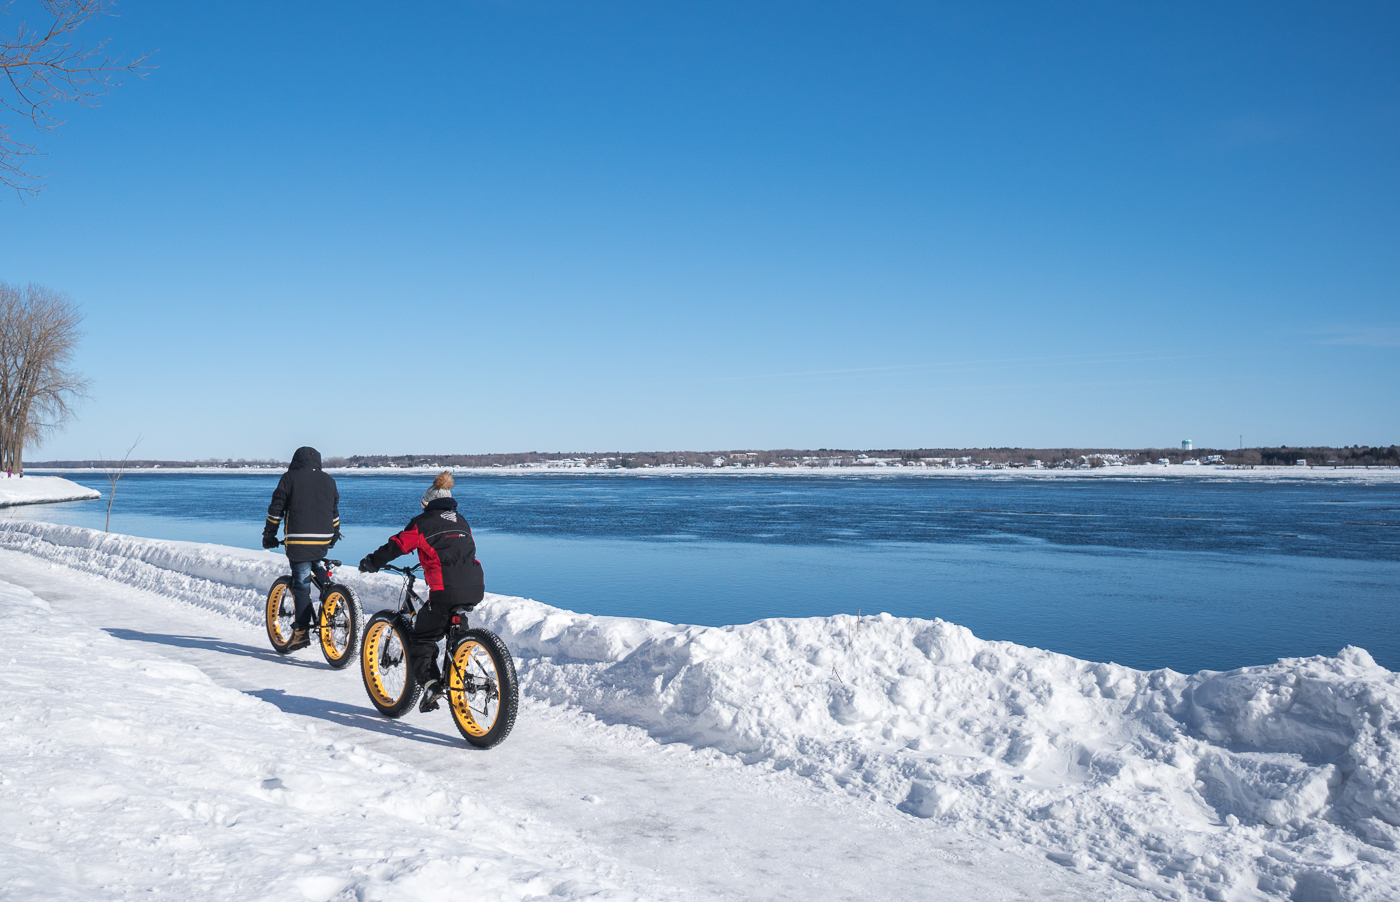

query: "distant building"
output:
1182 440 1193 451
1296 459 1308 467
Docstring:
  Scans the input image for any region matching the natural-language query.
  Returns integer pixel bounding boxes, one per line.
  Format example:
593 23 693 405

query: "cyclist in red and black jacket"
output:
359 471 484 710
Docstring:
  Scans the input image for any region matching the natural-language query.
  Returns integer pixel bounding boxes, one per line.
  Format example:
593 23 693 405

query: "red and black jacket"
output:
366 497 485 605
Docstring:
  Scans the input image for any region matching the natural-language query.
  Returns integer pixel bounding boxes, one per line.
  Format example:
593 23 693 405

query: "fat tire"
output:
318 583 362 669
265 576 296 654
361 613 420 718
447 628 519 749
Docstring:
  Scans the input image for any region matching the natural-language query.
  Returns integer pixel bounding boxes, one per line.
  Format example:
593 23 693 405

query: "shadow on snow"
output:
103 626 469 749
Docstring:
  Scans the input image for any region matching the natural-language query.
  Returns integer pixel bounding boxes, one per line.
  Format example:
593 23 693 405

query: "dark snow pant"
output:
409 588 483 687
290 559 316 630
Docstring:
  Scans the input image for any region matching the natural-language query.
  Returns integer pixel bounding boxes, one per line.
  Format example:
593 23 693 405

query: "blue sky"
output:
2 1 1397 459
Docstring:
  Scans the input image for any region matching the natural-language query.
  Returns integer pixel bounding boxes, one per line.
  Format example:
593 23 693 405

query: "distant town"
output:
31 444 1400 471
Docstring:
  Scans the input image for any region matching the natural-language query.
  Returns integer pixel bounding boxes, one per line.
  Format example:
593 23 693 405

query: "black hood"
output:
289 446 321 471
424 496 458 512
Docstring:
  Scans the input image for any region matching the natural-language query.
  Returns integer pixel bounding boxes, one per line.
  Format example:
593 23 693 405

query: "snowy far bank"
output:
24 464 1400 484
2 519 1397 900
0 474 101 507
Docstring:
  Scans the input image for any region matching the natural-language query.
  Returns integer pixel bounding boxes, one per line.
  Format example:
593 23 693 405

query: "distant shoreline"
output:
29 443 1398 472
24 463 1400 482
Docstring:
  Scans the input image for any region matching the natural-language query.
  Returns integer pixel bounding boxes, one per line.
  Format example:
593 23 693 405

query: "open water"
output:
7 470 1398 674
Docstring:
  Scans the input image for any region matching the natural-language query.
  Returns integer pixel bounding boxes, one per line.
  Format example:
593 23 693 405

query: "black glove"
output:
330 530 343 548
262 534 279 550
358 555 378 573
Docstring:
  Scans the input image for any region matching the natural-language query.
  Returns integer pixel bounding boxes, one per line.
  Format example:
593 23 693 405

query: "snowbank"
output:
0 474 100 507
3 519 1398 900
0 576 629 900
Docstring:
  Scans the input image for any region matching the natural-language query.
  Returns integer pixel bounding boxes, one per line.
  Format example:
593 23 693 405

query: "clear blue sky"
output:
3 1 1397 459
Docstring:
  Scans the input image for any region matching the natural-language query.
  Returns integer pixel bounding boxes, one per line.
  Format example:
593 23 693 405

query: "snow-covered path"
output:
0 549 1117 901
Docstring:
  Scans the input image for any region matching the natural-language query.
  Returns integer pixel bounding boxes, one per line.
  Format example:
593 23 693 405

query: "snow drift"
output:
0 474 99 507
3 519 1398 901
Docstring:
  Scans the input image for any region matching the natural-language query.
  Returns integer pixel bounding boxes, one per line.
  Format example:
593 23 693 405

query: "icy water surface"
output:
9 471 1399 673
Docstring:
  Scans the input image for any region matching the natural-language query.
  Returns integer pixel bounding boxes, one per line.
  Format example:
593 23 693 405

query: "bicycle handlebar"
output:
380 563 422 575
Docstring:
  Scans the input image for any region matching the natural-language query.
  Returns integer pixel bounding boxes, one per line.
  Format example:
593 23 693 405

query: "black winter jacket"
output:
264 446 340 563
365 497 484 606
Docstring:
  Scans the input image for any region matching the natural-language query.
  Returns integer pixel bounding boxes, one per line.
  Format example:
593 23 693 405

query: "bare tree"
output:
1 0 153 196
100 433 137 531
0 281 89 474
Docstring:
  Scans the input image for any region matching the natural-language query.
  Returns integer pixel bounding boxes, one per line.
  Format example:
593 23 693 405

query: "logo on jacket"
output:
440 511 458 522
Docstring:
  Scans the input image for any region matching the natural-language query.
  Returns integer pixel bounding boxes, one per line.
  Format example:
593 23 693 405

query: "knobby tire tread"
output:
448 627 519 749
265 576 296 654
318 583 362 669
361 613 420 718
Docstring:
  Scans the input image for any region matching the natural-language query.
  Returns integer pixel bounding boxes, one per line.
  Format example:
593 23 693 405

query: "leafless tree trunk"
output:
0 281 89 474
1 0 153 196
101 434 138 531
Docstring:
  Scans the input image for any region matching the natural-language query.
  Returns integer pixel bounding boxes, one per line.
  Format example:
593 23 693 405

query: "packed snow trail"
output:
0 576 631 901
0 540 1111 900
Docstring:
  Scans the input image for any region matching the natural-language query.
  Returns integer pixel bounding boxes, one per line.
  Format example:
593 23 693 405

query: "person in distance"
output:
359 471 485 712
262 446 341 651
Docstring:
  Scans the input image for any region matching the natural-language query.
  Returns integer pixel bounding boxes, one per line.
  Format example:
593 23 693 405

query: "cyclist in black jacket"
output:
360 471 484 711
263 446 341 650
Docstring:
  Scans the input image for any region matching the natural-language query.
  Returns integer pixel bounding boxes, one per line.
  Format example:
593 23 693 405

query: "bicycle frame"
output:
265 554 362 667
275 539 343 613
379 564 491 695
380 563 425 620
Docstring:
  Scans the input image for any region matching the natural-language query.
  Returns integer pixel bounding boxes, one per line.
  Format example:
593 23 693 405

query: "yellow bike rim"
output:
449 639 500 737
320 591 348 659
266 583 294 645
362 620 407 706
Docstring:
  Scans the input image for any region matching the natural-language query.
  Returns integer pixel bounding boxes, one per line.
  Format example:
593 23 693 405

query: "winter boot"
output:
419 678 444 712
287 627 311 652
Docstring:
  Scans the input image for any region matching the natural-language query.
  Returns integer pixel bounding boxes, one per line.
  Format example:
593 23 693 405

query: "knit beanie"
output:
421 471 454 507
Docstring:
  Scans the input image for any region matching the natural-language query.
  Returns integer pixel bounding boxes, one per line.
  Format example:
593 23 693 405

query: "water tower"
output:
1182 440 1193 451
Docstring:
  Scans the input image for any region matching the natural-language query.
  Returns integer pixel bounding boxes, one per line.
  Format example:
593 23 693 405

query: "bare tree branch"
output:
0 0 154 196
101 433 139 531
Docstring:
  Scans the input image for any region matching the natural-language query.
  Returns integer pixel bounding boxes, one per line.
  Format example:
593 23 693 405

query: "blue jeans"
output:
290 560 316 630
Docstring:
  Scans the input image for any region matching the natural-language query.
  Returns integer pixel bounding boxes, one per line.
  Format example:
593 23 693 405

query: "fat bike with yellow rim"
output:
362 563 518 748
265 555 363 669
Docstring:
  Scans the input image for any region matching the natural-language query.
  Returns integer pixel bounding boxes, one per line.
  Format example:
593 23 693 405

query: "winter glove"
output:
358 555 378 573
330 530 343 548
262 534 279 550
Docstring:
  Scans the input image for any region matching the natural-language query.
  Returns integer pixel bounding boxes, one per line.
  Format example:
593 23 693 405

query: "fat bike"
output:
360 563 518 749
265 552 363 669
